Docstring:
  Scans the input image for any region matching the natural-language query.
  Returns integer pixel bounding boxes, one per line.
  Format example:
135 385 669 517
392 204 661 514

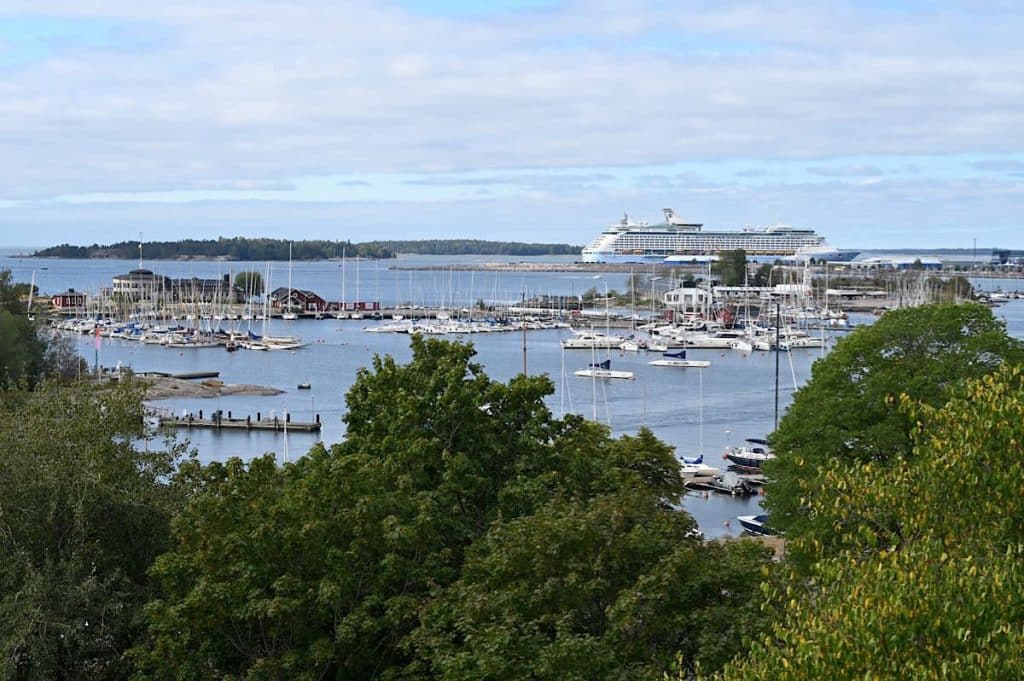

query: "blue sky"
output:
1 1 1023 249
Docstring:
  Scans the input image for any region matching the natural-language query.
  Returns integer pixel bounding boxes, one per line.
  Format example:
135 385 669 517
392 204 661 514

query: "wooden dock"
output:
158 409 321 433
685 473 766 496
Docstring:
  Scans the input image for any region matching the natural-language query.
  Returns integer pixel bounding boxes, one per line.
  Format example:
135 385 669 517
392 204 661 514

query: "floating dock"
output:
158 409 321 433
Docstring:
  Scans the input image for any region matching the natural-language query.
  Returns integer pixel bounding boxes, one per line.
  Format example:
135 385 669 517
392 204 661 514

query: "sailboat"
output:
679 370 720 478
26 270 36 321
282 243 298 320
574 279 634 380
350 254 363 320
335 248 348 319
648 348 710 368
573 358 634 380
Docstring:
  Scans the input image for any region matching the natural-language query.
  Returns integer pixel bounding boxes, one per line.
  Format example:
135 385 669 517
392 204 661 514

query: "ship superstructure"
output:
581 209 830 263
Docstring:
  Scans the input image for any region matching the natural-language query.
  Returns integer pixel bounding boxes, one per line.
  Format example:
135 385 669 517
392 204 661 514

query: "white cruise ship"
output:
581 209 832 264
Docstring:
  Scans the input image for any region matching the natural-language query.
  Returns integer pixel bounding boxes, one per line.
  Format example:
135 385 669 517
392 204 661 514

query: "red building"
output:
51 288 87 310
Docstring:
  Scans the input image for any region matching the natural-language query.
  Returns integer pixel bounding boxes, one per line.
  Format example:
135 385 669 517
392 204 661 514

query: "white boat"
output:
737 514 776 536
724 438 775 470
561 331 623 349
679 455 720 478
729 339 753 353
573 359 634 380
648 349 709 368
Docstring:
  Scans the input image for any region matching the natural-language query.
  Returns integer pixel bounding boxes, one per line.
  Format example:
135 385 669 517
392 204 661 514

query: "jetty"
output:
157 408 321 433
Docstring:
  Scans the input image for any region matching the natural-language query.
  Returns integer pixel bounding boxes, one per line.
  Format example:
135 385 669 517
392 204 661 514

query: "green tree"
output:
763 302 1024 569
716 367 1024 680
712 250 748 286
0 310 45 387
415 490 770 679
233 270 265 297
749 263 774 287
0 379 187 679
134 338 772 679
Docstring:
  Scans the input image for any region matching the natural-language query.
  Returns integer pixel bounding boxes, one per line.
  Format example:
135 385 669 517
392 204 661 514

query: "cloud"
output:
0 1 1022 245
968 159 1024 173
808 165 885 178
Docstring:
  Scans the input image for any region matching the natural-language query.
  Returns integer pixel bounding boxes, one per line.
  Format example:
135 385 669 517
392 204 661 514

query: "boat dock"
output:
685 472 767 496
157 408 322 433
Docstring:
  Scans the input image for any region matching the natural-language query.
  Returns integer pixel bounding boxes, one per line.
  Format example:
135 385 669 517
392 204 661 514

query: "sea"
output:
6 249 1024 538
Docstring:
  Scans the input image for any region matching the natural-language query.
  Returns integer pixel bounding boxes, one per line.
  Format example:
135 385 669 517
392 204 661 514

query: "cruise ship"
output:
581 209 833 264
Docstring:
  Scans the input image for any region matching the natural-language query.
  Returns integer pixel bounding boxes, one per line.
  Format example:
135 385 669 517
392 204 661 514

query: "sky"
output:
1 0 1023 250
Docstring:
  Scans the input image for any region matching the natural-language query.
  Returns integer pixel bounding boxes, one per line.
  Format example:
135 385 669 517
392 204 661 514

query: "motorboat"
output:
724 438 774 471
561 331 624 350
736 514 776 536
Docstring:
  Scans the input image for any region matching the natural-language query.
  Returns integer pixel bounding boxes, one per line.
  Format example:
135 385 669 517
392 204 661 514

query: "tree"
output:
763 302 1024 569
0 379 187 679
712 250 747 286
749 263 774 287
0 310 45 387
715 367 1024 680
134 338 772 679
233 270 264 297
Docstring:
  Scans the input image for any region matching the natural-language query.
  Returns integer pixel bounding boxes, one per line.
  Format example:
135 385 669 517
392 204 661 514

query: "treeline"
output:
33 238 394 261
33 237 580 260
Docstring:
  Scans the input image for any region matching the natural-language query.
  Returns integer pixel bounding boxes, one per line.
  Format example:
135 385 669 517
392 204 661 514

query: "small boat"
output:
649 349 709 368
561 331 624 349
724 438 774 470
736 514 776 536
574 358 634 380
679 454 720 478
297 383 311 390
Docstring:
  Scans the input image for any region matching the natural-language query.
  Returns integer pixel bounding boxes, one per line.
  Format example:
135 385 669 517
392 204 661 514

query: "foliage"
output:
749 263 775 287
0 310 45 388
233 270 265 297
414 493 770 679
712 250 748 286
33 238 580 260
0 269 35 315
0 379 187 680
763 302 1024 570
716 367 1024 680
134 337 772 679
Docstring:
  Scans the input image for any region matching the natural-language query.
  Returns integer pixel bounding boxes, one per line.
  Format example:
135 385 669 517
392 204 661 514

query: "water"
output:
1 252 633 309
13 252 1024 538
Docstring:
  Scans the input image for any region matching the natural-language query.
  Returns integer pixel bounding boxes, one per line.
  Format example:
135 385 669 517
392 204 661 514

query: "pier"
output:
157 408 322 433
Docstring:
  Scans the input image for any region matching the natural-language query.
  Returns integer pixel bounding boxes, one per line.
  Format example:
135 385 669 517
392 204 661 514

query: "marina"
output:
8 251 1024 538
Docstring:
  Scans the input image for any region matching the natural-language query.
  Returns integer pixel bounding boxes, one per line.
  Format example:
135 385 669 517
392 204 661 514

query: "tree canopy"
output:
32 238 580 260
712 250 748 286
763 302 1024 568
0 379 186 679
0 268 78 387
716 366 1024 680
233 270 265 297
132 337 772 679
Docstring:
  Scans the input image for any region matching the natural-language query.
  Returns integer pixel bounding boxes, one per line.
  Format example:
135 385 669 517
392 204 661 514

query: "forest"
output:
32 237 579 261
